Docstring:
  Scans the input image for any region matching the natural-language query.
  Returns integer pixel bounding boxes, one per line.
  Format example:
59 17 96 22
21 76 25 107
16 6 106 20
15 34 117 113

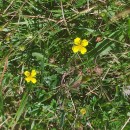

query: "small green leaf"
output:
128 19 130 38
32 52 43 60
127 112 130 116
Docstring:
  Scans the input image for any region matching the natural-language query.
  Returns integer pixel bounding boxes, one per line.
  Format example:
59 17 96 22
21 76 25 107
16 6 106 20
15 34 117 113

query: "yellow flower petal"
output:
80 108 86 115
81 39 88 47
31 78 37 84
80 46 87 54
25 77 31 82
24 71 30 77
31 70 36 77
74 37 81 45
72 45 80 53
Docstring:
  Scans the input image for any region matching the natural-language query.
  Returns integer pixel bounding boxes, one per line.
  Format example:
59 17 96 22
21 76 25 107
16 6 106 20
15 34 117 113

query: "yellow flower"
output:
72 37 88 54
19 45 25 51
24 70 37 84
80 108 86 115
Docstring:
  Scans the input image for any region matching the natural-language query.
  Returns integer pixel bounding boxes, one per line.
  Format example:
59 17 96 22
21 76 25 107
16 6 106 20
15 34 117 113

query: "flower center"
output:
78 45 83 50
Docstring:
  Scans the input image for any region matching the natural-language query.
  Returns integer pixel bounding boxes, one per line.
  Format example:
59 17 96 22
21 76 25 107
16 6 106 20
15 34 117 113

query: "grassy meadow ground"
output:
0 0 130 129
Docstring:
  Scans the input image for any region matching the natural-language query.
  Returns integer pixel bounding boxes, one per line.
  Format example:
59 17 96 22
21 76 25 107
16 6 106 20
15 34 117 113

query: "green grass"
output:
0 0 130 129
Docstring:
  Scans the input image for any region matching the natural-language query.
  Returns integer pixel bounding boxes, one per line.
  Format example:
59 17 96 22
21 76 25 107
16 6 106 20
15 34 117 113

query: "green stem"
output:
9 88 29 130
